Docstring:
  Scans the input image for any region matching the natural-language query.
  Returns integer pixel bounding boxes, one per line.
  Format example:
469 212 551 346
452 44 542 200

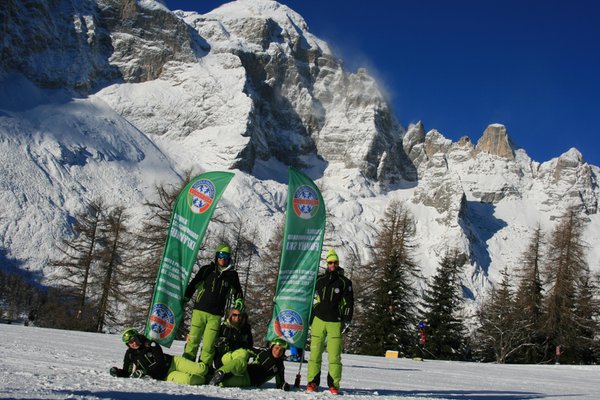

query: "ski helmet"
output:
271 338 289 349
215 243 231 254
326 249 339 262
122 328 139 343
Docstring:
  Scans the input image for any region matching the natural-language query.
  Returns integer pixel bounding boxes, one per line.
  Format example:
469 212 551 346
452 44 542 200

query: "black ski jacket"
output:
214 318 254 368
247 347 287 389
185 261 243 315
312 266 354 323
114 335 173 380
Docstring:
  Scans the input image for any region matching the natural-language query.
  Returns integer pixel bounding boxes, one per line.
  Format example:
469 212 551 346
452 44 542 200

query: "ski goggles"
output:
216 251 231 260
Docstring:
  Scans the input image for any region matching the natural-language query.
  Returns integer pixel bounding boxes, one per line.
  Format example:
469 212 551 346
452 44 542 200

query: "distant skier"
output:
416 321 427 360
109 328 207 384
306 249 354 395
182 243 244 365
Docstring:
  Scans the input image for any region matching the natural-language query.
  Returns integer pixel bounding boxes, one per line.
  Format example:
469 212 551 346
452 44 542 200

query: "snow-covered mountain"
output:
1 0 598 305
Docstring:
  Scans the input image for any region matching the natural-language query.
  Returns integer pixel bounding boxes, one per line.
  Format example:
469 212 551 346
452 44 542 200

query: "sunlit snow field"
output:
0 324 597 399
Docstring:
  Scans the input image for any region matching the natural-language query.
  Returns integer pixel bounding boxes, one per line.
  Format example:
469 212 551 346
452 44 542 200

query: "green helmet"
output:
271 338 289 349
122 328 139 343
215 243 231 254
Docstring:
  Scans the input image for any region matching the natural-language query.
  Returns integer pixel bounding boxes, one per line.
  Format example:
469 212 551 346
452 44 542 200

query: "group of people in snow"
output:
109 244 354 395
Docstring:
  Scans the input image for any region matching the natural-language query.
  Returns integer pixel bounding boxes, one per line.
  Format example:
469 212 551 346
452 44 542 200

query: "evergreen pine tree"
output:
475 267 531 363
420 248 467 360
571 270 600 364
355 200 420 356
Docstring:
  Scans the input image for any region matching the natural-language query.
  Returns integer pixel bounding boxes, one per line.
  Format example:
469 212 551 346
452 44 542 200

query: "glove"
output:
281 382 290 391
109 367 120 377
233 298 245 312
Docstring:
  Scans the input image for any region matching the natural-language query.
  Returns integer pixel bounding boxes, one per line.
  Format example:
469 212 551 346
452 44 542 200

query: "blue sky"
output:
163 0 600 166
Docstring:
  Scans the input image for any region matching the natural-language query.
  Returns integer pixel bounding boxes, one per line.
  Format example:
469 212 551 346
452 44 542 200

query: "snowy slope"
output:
0 74 179 273
1 323 598 399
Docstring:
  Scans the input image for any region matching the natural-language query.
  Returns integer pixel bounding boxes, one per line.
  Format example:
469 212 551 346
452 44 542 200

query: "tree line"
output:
1 177 598 364
346 201 600 365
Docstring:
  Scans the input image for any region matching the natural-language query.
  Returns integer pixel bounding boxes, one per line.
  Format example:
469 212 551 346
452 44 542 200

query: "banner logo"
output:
188 179 215 214
292 185 320 219
148 303 175 340
273 309 304 342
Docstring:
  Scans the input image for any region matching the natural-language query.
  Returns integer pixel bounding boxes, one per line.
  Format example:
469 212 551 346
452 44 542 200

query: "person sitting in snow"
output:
213 306 254 370
207 338 290 391
109 328 208 385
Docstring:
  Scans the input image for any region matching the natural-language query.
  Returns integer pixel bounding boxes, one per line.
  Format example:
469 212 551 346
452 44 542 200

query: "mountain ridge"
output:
0 0 598 310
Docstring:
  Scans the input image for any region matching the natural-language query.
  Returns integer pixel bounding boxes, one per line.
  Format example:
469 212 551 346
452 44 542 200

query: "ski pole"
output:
294 350 305 388
423 347 437 359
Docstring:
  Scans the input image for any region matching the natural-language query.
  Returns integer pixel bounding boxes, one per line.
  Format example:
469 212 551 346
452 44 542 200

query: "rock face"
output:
476 124 515 160
0 0 118 90
0 0 203 90
184 0 412 180
404 121 598 232
97 0 206 83
537 148 598 215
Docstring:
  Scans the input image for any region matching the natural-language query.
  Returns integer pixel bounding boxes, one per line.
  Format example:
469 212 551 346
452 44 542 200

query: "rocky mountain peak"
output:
476 124 515 160
163 0 409 181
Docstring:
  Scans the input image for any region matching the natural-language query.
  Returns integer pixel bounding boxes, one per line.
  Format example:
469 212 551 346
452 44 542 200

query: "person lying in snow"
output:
207 338 290 391
109 328 208 385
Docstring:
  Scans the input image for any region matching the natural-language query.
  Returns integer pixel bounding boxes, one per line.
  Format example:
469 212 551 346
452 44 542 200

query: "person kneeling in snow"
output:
109 328 208 385
208 338 290 391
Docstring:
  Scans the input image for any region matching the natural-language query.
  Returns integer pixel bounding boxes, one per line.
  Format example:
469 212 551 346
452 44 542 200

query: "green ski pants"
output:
307 316 343 389
165 355 208 385
218 348 252 387
183 310 221 364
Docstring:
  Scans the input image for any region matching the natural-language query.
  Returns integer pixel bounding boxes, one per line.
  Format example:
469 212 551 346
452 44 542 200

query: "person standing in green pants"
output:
306 249 354 395
182 243 244 366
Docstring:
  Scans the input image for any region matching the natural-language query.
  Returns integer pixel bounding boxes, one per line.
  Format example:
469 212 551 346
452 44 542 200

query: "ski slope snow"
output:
0 324 597 399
